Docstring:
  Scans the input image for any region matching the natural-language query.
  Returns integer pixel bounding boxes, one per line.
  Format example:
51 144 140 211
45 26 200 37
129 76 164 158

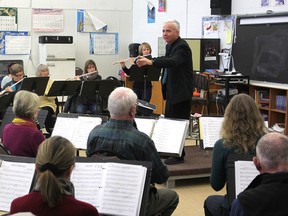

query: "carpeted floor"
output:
165 146 213 188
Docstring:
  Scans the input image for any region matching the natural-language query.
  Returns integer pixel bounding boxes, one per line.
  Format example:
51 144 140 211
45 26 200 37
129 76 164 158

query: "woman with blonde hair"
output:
204 93 268 216
10 136 99 216
1 90 45 157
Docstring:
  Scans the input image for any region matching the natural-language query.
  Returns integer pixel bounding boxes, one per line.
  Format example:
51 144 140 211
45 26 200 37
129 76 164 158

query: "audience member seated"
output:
1 90 45 157
36 64 57 135
10 136 99 216
204 94 268 216
230 132 288 216
86 87 179 216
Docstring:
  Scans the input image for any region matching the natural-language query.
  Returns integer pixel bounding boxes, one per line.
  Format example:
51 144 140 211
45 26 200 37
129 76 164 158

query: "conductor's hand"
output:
136 56 153 67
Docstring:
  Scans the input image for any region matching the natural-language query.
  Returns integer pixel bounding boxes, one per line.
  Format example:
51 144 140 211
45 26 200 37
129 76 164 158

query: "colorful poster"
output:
158 0 165 12
77 9 107 32
0 8 17 31
0 31 31 55
147 2 155 23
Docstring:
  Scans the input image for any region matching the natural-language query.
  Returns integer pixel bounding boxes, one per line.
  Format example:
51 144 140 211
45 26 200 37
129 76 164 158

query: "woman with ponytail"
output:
10 136 99 216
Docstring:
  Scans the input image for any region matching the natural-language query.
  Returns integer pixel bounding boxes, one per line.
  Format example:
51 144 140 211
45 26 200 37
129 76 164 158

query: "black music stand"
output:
80 80 119 109
20 77 49 96
46 80 82 112
0 92 16 119
129 65 161 100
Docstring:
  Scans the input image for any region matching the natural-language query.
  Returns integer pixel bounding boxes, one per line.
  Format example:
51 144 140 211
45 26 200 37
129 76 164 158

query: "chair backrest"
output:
0 143 11 155
193 73 209 91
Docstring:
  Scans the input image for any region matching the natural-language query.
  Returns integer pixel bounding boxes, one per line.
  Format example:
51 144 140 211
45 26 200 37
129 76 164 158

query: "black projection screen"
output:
232 13 288 84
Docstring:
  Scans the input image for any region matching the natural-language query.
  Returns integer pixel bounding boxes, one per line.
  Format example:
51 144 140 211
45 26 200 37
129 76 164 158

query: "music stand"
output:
46 80 82 112
129 65 161 100
20 77 49 96
80 80 119 108
0 92 16 119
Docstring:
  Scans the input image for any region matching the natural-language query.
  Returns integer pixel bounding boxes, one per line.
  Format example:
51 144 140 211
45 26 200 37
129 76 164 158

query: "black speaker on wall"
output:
210 0 231 15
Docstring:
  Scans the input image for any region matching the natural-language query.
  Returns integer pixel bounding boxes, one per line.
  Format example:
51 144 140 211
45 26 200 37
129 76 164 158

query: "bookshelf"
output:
249 81 288 135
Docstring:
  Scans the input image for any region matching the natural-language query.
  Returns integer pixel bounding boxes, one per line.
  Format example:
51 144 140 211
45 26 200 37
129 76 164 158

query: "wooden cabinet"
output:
249 81 288 135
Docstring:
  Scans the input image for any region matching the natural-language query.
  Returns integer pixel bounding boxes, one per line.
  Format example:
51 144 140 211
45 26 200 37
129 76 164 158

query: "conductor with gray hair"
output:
230 132 288 216
87 87 179 216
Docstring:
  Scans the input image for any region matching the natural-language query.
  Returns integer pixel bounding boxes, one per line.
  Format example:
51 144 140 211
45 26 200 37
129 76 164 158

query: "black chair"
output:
191 73 209 115
0 143 11 155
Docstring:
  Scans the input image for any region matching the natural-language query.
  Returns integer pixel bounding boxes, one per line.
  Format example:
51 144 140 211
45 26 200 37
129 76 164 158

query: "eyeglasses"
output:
14 72 24 77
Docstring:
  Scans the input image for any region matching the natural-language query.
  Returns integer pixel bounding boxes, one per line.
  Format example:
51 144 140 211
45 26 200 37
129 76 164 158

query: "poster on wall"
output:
0 31 31 55
147 2 155 23
158 0 165 12
77 9 107 32
32 9 64 32
0 8 17 31
90 32 118 55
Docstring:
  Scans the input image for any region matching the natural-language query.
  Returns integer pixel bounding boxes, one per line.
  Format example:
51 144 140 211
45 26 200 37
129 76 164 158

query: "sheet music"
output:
72 116 102 149
52 116 102 150
0 161 35 212
71 162 147 216
134 118 156 137
151 118 189 155
199 117 224 148
235 160 259 197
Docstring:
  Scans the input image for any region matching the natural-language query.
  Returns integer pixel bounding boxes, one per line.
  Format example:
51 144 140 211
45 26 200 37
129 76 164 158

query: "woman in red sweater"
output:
10 136 99 216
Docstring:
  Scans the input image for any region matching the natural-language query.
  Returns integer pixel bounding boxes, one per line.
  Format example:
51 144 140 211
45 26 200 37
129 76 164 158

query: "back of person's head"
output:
108 87 137 118
10 64 24 76
256 132 288 171
13 90 40 119
35 136 76 207
36 64 49 77
221 93 267 153
139 42 152 55
84 59 97 73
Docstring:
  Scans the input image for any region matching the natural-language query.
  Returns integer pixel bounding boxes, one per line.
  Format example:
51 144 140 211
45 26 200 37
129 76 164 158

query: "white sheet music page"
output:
134 118 156 137
72 116 102 149
51 117 76 141
199 117 224 148
99 163 147 216
235 160 259 196
71 162 104 207
71 162 147 216
0 161 35 212
151 118 189 155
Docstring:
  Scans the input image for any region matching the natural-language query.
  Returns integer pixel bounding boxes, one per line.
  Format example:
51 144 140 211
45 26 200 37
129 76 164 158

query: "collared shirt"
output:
87 119 169 184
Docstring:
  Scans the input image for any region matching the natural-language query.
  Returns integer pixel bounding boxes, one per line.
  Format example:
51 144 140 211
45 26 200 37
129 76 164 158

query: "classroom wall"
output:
0 0 133 79
132 0 288 57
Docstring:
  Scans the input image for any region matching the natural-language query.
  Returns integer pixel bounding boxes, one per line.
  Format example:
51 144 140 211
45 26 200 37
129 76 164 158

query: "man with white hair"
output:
230 132 288 216
87 87 179 216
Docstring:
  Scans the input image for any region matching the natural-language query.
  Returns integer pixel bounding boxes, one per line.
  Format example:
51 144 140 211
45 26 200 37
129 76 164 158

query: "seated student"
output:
204 94 268 216
1 62 14 90
36 64 57 134
86 87 179 216
120 42 153 102
1 64 25 95
10 136 99 216
230 132 288 216
1 90 45 157
75 59 102 114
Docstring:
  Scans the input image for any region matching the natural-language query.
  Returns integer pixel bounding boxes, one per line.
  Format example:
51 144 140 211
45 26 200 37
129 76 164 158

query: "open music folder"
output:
134 117 189 156
199 116 224 149
0 155 152 216
51 113 107 150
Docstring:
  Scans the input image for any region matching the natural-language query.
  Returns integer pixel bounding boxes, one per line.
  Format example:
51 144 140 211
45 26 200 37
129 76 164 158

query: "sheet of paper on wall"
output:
199 116 224 149
0 31 31 55
77 10 107 33
32 9 64 32
0 8 18 31
235 160 259 197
